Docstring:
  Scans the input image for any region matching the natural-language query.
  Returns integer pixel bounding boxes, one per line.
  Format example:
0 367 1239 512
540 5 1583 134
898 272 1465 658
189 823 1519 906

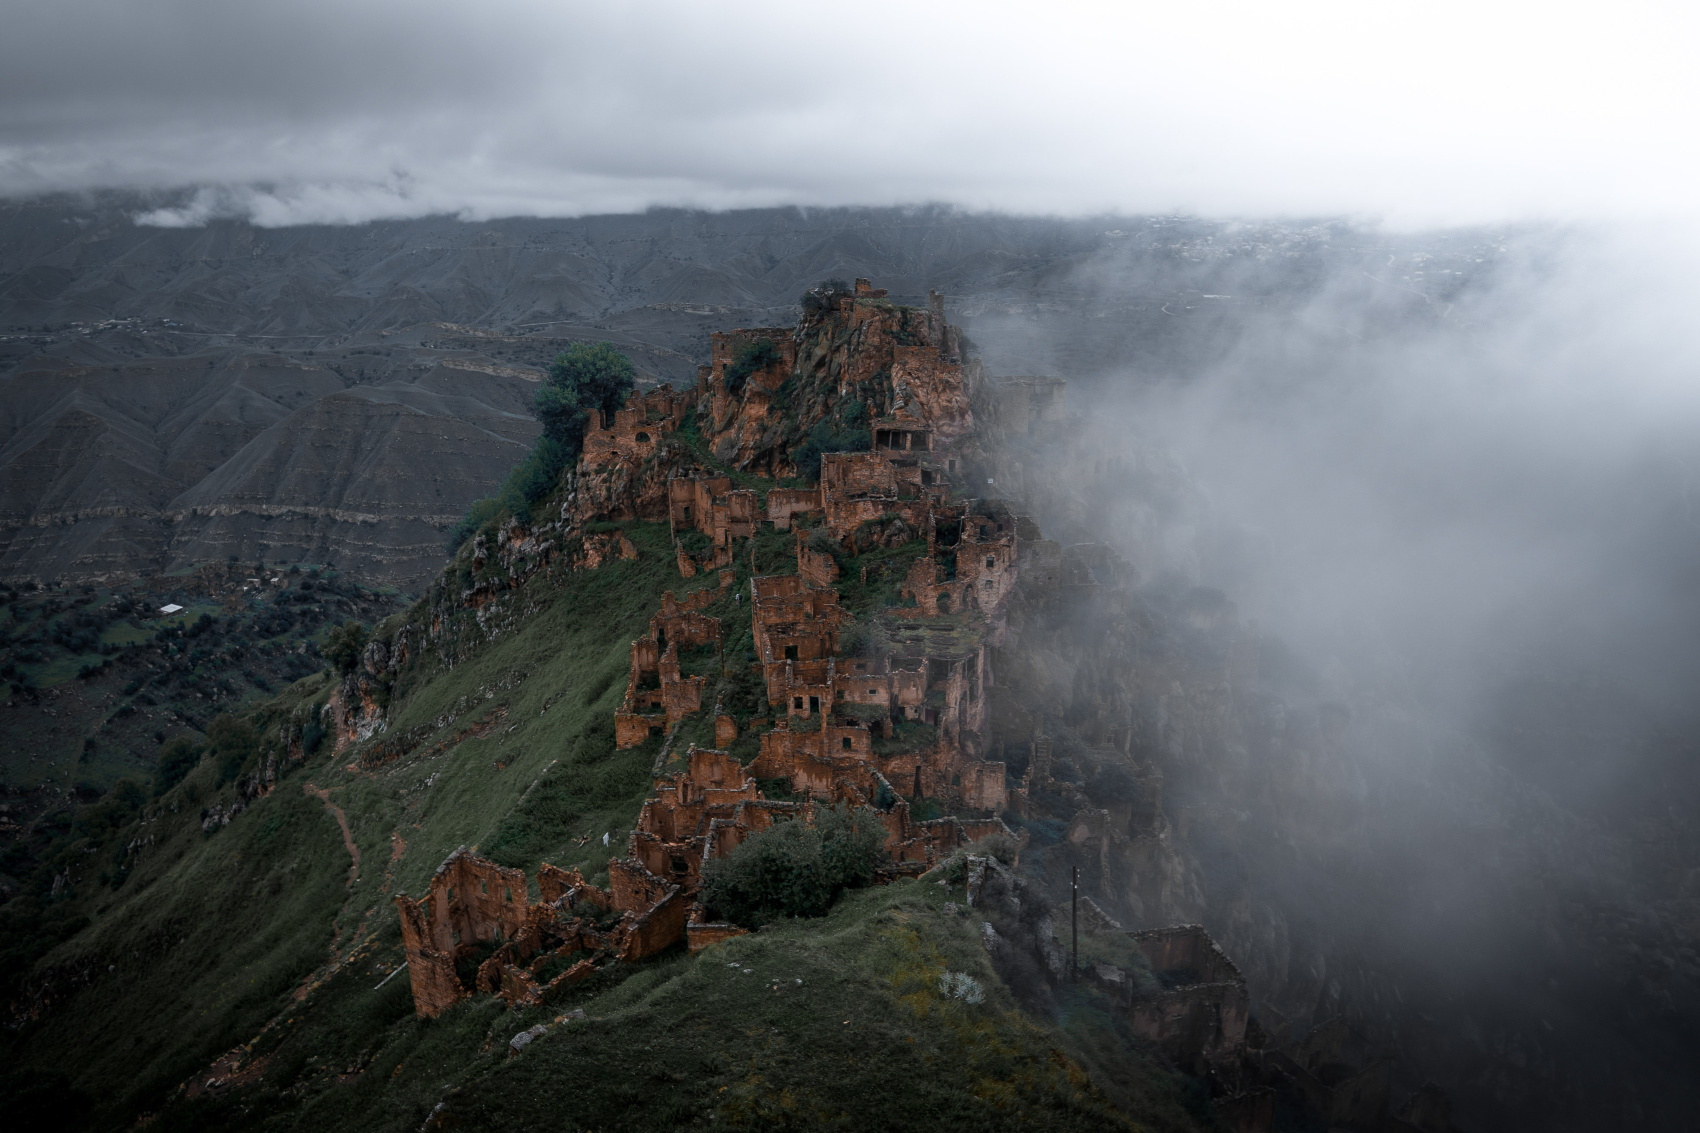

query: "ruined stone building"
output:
614 585 725 748
401 279 1203 1030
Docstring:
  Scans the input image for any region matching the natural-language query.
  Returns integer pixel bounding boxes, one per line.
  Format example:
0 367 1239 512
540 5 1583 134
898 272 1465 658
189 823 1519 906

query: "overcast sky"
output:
2 0 1696 227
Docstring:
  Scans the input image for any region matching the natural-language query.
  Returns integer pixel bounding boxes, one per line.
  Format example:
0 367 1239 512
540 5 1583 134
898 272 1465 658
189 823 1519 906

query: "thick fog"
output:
1125 226 1700 699
3 1 1697 225
984 220 1700 811
969 222 1700 1122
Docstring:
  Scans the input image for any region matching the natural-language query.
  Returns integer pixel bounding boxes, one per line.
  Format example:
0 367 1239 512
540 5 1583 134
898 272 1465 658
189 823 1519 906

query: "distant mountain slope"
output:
0 196 1494 590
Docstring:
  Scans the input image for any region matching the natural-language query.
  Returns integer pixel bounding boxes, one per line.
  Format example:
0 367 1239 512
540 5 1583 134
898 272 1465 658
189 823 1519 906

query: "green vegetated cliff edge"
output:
1 284 1231 1133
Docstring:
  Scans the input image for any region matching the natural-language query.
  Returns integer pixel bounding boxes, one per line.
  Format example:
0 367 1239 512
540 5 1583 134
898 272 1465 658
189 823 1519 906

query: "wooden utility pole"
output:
1071 865 1079 981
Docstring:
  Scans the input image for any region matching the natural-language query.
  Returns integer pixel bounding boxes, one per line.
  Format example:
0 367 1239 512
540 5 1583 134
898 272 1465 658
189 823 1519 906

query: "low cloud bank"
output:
5 1 1697 226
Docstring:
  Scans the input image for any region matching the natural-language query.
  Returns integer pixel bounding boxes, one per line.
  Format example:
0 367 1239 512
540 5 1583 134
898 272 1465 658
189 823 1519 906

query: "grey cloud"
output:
4 1 1696 225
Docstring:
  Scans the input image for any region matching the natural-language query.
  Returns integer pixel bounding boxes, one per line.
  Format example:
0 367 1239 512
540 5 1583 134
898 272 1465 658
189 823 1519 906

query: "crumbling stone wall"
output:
766 486 822 529
582 384 694 467
614 590 722 748
1127 925 1252 1063
669 475 760 558
797 542 839 588
981 376 1067 437
394 849 533 1018
1134 924 1245 987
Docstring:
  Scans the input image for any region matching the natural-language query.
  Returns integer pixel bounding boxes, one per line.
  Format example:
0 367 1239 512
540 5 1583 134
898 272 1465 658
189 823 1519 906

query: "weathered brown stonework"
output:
581 384 694 467
402 279 1189 1023
615 589 724 749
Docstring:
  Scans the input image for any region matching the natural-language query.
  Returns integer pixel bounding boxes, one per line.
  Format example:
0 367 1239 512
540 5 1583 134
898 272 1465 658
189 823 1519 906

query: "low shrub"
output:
699 803 887 927
723 338 781 396
152 736 201 797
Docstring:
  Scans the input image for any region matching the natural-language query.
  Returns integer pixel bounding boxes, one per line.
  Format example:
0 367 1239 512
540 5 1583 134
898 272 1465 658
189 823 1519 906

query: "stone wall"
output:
766 486 822 529
1126 924 1252 1064
582 384 695 467
393 848 533 1018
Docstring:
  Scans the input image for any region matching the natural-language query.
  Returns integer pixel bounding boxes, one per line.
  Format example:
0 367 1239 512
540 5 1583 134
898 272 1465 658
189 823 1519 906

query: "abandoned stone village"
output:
389 281 1313 1130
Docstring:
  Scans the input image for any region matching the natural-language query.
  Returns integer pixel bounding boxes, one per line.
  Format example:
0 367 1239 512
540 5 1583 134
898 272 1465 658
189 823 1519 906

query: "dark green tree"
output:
152 736 202 797
205 714 259 785
447 342 637 549
538 342 636 456
723 338 780 395
322 620 368 674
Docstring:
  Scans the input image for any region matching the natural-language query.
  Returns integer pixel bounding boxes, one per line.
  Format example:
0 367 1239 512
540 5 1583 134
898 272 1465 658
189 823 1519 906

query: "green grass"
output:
98 621 153 648
139 882 1206 1133
0 522 703 1127
18 652 93 689
1 462 1208 1132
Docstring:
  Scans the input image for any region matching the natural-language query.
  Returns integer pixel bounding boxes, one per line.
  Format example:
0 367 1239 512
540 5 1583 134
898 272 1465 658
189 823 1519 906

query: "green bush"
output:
300 704 326 755
699 803 888 927
723 338 781 396
496 435 572 521
791 398 870 482
445 496 502 554
71 778 145 845
205 714 259 785
321 620 367 673
152 736 202 797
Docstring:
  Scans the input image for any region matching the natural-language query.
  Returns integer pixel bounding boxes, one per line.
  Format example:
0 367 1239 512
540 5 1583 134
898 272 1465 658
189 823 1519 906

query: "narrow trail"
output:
305 782 360 886
177 785 386 1099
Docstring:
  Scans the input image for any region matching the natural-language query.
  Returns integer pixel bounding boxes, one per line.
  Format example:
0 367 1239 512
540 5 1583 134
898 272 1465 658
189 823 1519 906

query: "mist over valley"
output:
3 3 1698 1129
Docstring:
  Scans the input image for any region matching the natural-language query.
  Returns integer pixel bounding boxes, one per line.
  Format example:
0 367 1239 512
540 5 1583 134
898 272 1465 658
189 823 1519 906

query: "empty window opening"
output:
842 737 852 750
986 556 995 569
784 644 798 660
936 593 951 614
479 879 487 894
793 696 804 710
505 887 513 902
809 696 820 714
636 432 649 442
913 766 924 796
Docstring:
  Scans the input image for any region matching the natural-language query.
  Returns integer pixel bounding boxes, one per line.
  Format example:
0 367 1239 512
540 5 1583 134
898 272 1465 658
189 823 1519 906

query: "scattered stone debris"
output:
508 1024 547 1054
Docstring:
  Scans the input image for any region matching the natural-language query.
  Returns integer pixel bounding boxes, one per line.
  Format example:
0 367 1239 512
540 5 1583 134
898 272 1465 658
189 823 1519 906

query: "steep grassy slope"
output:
2 519 686 1122
1 491 1211 1132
